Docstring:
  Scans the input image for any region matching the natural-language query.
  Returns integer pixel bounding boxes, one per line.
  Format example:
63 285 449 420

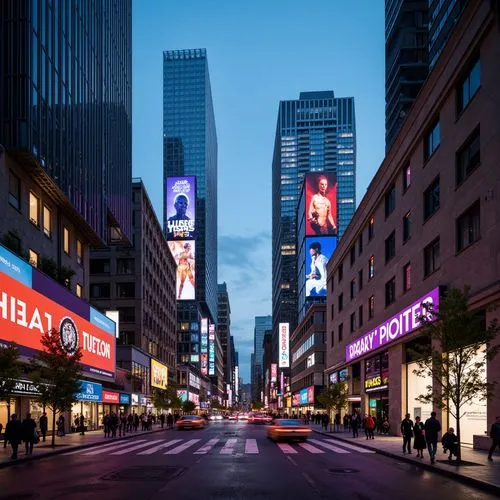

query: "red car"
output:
248 412 273 424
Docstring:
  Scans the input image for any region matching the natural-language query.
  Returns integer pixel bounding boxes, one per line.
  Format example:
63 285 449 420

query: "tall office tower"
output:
252 316 271 403
0 0 132 246
250 352 256 400
271 91 356 361
217 283 232 387
385 0 429 151
163 49 218 327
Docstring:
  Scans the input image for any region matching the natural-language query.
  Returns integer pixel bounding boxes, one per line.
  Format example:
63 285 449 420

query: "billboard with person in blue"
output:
305 236 337 297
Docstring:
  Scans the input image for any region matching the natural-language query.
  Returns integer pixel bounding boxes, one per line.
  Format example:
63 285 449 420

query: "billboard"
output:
165 176 196 240
208 324 215 376
305 172 338 236
102 390 120 404
74 381 103 402
270 363 277 383
305 236 337 297
200 353 208 376
278 323 289 368
151 359 168 390
168 240 195 300
0 245 116 379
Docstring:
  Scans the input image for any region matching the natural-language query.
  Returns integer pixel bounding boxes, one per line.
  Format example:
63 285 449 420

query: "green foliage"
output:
0 343 22 419
182 400 196 413
38 256 75 288
317 381 349 415
251 401 264 411
152 386 182 410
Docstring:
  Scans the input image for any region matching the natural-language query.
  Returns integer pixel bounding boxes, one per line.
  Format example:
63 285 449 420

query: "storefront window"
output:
0 399 16 429
29 400 55 431
71 401 98 431
406 361 432 422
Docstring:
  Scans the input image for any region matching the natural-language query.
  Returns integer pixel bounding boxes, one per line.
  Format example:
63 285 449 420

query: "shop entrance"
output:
368 392 389 431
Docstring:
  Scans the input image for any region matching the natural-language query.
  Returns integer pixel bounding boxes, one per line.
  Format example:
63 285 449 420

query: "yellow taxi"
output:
175 415 206 430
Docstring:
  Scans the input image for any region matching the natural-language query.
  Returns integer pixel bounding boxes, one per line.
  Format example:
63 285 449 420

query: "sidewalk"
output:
0 424 170 469
311 424 500 495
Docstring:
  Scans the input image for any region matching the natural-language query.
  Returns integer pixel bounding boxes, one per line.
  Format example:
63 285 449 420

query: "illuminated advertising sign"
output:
200 317 208 371
102 390 120 404
299 388 308 405
278 323 289 368
74 381 102 402
270 363 277 383
305 172 338 237
177 389 188 402
200 353 208 376
208 324 215 376
280 371 284 392
305 236 337 297
165 176 196 240
345 288 440 362
292 393 300 406
235 365 239 395
131 394 139 405
0 245 116 379
151 359 168 390
168 240 196 300
307 386 314 404
120 393 131 405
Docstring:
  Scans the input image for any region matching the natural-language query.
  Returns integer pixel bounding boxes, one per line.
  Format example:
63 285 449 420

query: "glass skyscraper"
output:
271 91 356 359
0 0 132 244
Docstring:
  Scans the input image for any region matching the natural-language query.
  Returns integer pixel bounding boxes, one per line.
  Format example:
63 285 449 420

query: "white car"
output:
237 413 249 421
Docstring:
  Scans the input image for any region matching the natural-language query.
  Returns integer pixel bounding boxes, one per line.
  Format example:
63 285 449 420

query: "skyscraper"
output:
271 91 356 360
252 315 272 401
0 0 132 245
217 282 232 388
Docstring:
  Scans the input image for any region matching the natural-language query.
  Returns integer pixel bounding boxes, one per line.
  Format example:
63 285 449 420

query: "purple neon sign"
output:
345 288 440 362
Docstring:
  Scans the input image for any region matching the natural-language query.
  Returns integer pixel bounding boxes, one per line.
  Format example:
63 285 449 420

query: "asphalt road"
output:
0 421 494 500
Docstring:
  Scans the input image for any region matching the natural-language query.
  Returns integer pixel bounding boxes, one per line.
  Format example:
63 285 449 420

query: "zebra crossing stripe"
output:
110 439 164 455
194 438 219 454
137 439 183 455
165 439 200 455
245 439 259 454
298 442 324 454
79 439 148 456
277 443 297 454
220 438 237 454
309 439 351 454
324 439 376 453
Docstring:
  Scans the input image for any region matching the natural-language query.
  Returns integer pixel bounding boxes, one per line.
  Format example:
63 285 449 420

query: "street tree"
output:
152 386 182 411
317 381 349 431
251 401 264 411
0 342 22 421
412 286 500 462
182 400 196 414
30 328 83 447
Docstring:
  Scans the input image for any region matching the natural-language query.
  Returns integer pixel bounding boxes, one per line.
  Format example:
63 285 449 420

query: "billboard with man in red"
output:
305 172 338 236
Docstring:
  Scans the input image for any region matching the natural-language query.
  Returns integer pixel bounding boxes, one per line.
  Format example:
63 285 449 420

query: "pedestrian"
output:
413 416 426 458
79 414 85 435
441 427 458 461
487 415 500 461
167 413 173 430
103 413 110 438
351 412 360 438
322 413 330 430
5 414 23 460
366 414 375 439
400 413 414 454
335 413 341 432
160 413 165 429
21 412 37 455
424 411 442 464
57 414 65 436
134 413 139 432
382 417 390 435
343 414 349 431
111 412 118 437
39 412 48 442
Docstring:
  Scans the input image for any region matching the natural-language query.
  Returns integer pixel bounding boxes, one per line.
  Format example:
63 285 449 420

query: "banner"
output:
165 176 196 240
278 323 289 368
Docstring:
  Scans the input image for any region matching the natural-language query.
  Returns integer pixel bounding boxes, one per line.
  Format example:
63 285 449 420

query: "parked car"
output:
267 419 312 441
176 415 206 430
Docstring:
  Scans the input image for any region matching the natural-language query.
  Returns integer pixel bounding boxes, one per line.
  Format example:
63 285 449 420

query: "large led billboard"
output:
151 359 168 390
0 245 116 379
278 323 289 368
305 172 338 237
165 176 196 240
305 236 337 297
208 324 215 376
168 240 196 300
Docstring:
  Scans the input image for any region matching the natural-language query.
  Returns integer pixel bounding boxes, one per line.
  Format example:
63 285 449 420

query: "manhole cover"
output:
328 468 359 474
102 466 184 482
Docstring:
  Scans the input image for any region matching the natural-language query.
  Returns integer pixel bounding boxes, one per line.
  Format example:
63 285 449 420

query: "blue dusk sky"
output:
132 0 386 383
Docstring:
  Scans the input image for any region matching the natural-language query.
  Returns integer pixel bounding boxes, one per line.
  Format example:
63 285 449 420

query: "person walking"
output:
5 414 23 460
413 416 426 458
487 415 500 461
21 413 37 455
366 414 375 439
351 412 360 438
57 414 65 436
400 413 414 454
424 411 442 464
160 413 165 429
322 413 330 431
39 412 48 442
103 413 110 438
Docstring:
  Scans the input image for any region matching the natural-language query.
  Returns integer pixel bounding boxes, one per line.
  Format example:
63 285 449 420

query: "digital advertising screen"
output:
168 240 196 300
151 359 168 390
278 323 289 368
165 176 196 240
305 172 338 237
305 236 337 297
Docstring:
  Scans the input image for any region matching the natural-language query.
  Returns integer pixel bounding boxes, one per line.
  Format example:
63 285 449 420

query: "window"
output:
358 233 363 255
117 282 135 298
338 263 343 283
403 262 411 292
368 295 375 319
330 303 334 319
117 258 135 275
350 246 356 266
90 283 110 298
63 226 70 254
43 206 52 238
424 238 440 276
425 119 440 160
456 200 480 252
385 277 396 306
358 269 363 291
76 284 82 298
368 217 375 240
338 323 343 342
350 278 356 299
331 330 335 347
456 127 480 186
385 231 396 263
28 249 39 267
457 58 480 114
424 177 440 220
403 164 411 191
329 278 334 293
385 184 396 217
90 259 110 274
76 239 83 265
350 312 356 333
118 307 136 322
358 305 364 328
8 171 21 210
403 211 411 243
368 255 375 280
29 192 40 226
338 293 343 312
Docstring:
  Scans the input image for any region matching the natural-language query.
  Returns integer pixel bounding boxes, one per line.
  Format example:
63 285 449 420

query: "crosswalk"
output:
69 437 375 458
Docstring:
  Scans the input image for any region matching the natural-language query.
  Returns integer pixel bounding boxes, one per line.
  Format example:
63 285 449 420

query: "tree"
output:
152 386 182 411
30 328 83 447
0 342 22 421
317 381 349 431
412 286 500 462
251 401 264 411
210 399 223 410
182 400 196 414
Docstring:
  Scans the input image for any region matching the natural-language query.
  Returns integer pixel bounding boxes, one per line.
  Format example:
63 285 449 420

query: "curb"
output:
313 429 500 496
0 427 169 470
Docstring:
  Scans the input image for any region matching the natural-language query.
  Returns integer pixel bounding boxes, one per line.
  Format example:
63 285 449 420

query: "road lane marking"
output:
78 439 148 456
165 439 200 454
277 443 297 454
298 442 325 454
220 438 238 455
194 438 219 454
309 439 350 454
325 439 376 453
110 439 164 455
245 439 259 454
137 439 182 455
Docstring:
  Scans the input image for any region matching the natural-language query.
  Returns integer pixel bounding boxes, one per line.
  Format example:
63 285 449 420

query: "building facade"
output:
252 315 272 401
217 282 232 391
325 0 500 447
